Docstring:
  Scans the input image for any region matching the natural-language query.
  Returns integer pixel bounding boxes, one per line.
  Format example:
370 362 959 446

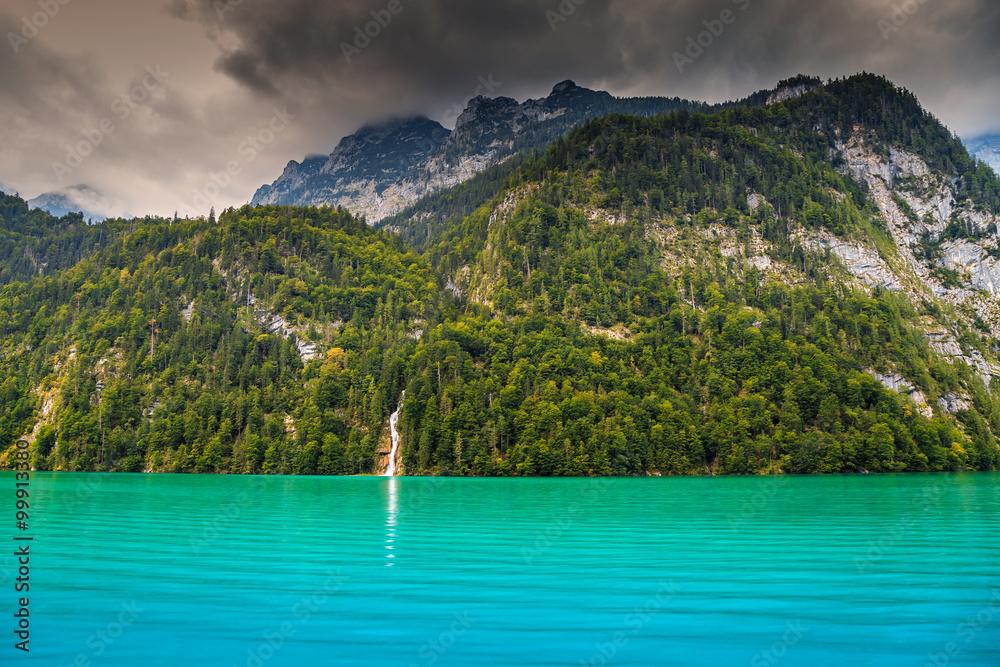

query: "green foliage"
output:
387 275 997 477
2 74 999 476
0 204 442 474
0 191 125 286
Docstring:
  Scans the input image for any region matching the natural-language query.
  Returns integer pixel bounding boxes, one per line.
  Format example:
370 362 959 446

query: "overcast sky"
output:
1 0 998 218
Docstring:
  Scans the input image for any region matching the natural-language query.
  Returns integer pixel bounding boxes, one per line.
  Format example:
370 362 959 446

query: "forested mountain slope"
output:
1 74 998 476
0 193 108 286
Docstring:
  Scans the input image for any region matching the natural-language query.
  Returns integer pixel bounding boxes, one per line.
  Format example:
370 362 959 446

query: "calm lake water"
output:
4 472 999 666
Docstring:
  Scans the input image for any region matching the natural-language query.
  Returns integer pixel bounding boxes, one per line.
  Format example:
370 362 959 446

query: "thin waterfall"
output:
384 391 405 476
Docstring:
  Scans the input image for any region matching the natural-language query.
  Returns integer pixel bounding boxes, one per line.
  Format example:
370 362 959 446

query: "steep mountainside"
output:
0 205 439 474
379 75 827 247
251 81 704 222
2 74 999 477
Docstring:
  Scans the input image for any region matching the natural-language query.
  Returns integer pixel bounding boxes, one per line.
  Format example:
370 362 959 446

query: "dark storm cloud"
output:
2 0 998 217
165 0 1000 129
165 0 627 112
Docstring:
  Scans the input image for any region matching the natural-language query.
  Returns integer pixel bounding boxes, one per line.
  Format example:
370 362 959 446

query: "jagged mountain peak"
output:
281 154 326 176
454 95 520 130
536 80 613 109
328 115 450 164
251 80 703 221
352 114 446 137
550 79 580 95
323 115 450 176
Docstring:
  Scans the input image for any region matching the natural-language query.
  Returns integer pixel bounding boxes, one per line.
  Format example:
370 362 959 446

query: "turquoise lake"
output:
3 472 999 666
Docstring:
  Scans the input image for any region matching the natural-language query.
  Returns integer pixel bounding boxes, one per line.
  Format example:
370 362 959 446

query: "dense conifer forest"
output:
2 75 998 476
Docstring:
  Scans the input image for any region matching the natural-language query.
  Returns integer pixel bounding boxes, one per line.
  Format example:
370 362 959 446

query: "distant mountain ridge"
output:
965 135 1000 173
251 80 706 221
26 185 128 222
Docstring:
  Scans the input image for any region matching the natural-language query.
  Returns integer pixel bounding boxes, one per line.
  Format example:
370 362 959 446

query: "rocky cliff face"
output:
251 117 452 221
800 131 1000 396
830 132 1000 308
251 81 701 222
765 76 822 105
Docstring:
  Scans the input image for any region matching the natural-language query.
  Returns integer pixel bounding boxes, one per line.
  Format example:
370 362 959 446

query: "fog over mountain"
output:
966 135 1000 174
26 185 129 222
